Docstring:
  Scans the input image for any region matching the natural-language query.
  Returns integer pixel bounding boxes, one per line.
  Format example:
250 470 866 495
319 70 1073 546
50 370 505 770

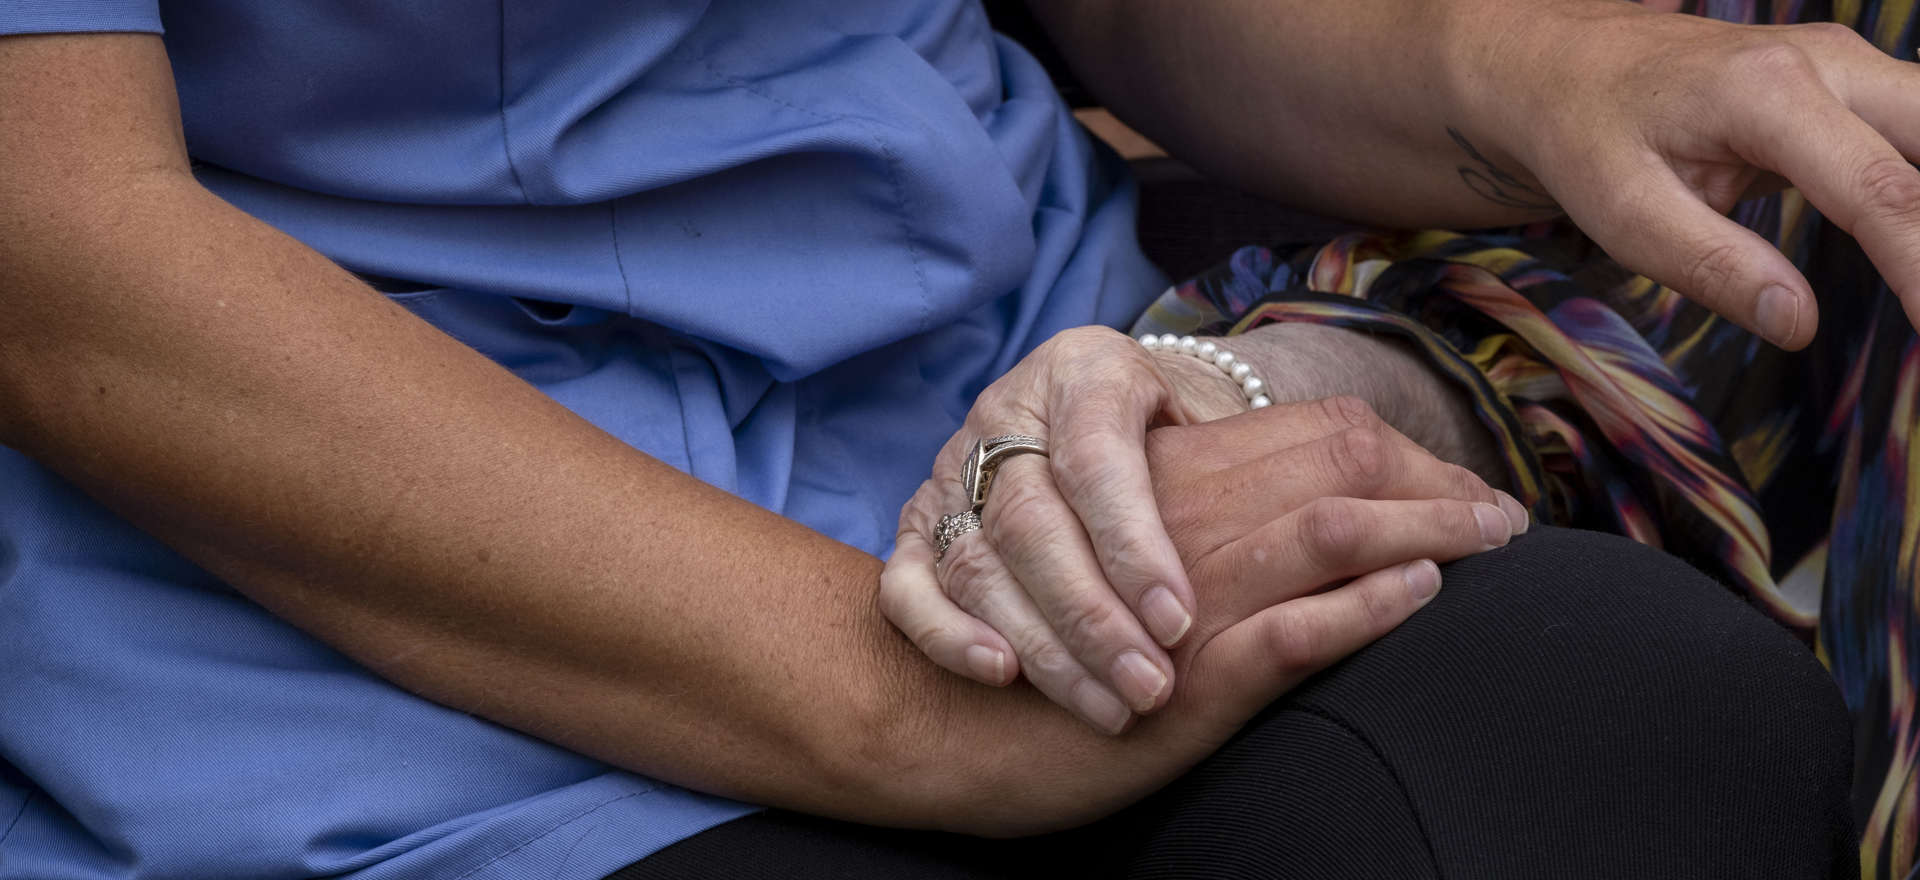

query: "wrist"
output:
1227 323 1510 488
1144 341 1261 423
1438 0 1653 180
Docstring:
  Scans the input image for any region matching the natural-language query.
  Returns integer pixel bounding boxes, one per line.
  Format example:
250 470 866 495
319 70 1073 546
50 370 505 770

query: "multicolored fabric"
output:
1134 4 1918 875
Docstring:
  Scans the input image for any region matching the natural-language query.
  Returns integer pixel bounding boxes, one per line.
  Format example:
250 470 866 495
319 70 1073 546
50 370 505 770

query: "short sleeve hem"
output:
0 0 161 36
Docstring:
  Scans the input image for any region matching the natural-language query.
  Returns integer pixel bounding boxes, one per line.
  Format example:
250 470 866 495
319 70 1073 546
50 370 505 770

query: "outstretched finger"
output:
1565 154 1818 350
1167 420 1513 564
1738 74 1920 338
1198 496 1506 622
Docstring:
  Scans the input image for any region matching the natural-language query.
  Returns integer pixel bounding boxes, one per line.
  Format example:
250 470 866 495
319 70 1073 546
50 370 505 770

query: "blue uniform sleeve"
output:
1 0 162 36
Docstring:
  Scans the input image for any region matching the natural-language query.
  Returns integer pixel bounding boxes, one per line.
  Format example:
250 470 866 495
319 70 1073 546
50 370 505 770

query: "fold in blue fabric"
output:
0 2 1167 878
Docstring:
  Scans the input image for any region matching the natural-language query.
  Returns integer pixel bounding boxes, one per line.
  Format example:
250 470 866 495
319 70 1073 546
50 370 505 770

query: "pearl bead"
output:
1158 333 1179 349
1195 341 1218 359
1213 350 1236 369
1177 335 1198 354
1250 395 1272 409
1242 376 1265 398
1139 332 1161 349
1230 362 1252 381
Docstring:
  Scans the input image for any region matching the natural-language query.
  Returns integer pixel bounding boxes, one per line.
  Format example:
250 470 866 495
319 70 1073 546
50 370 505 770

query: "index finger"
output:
1735 63 1920 334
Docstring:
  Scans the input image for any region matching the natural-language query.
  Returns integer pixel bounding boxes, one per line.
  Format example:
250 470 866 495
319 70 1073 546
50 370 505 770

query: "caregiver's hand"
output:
1471 7 1920 349
883 325 1519 733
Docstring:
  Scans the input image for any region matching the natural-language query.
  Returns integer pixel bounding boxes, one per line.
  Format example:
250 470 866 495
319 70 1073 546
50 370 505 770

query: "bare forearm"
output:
1032 0 1635 227
0 173 915 808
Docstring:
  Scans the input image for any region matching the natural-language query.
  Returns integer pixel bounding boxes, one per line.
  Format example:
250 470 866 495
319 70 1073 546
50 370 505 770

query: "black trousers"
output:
609 527 1857 879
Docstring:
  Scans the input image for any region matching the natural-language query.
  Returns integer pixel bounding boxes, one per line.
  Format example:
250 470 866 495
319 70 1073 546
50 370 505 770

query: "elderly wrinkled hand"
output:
880 324 1525 734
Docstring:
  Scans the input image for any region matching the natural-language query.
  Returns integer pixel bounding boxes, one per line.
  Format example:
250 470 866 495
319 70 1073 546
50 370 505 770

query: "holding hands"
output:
881 326 1525 734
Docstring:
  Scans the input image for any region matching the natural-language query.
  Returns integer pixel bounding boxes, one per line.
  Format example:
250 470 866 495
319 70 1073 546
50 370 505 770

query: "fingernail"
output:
1473 502 1511 547
1494 490 1530 535
1073 679 1133 735
1140 586 1192 647
1111 650 1169 713
965 645 1005 684
1404 559 1442 601
1756 284 1800 347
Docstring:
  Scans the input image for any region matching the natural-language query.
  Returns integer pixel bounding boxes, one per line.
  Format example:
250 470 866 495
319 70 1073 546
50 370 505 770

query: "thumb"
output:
1180 560 1440 726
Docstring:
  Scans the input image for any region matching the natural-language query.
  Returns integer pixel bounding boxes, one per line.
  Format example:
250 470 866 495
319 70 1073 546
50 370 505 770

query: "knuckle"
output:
1440 499 1487 542
1019 639 1080 683
1729 41 1818 83
1094 522 1167 590
1791 21 1868 50
1263 610 1321 672
1355 575 1404 633
938 539 1000 609
971 376 1014 414
1680 240 1745 304
1057 325 1115 348
1317 395 1379 432
1327 426 1392 494
1052 596 1122 656
1445 463 1493 503
1852 155 1920 223
1050 439 1129 502
1299 497 1367 570
988 470 1058 544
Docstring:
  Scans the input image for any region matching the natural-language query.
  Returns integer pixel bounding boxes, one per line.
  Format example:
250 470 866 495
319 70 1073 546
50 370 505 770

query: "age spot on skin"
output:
476 548 492 564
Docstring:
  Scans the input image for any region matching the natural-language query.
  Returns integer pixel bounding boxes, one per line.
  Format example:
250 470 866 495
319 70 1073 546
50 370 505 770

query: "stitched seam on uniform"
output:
609 203 635 315
691 52 935 336
0 790 32 850
450 789 659 880
668 344 705 475
495 0 531 205
1289 704 1446 878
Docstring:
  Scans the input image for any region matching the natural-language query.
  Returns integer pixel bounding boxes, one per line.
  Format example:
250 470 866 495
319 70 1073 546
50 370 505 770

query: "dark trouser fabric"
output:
607 527 1856 879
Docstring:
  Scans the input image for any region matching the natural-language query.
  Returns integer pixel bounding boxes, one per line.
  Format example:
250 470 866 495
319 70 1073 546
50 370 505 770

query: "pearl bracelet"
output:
1138 333 1272 410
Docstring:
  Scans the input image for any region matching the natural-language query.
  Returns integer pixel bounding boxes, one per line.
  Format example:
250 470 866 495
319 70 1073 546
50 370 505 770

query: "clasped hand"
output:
881 326 1525 734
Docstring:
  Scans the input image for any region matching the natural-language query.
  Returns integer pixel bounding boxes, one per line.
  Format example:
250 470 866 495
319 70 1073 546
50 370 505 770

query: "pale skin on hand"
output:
883 327 1528 734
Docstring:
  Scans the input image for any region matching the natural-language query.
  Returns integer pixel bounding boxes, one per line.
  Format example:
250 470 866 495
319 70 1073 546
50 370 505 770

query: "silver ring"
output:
934 510 982 558
961 433 1049 510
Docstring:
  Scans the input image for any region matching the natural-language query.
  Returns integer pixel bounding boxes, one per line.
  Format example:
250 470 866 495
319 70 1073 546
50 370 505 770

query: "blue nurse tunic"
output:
0 2 1166 877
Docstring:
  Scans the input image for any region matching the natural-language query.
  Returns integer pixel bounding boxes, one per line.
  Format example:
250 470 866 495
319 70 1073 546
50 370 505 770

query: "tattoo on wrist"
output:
1447 127 1559 214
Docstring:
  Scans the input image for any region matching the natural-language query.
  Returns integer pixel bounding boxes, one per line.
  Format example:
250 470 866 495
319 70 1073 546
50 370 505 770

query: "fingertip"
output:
1071 679 1135 736
1139 585 1194 647
1472 502 1511 548
1494 490 1529 535
1756 283 1813 349
964 644 1011 686
1111 649 1172 714
1404 558 1442 603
